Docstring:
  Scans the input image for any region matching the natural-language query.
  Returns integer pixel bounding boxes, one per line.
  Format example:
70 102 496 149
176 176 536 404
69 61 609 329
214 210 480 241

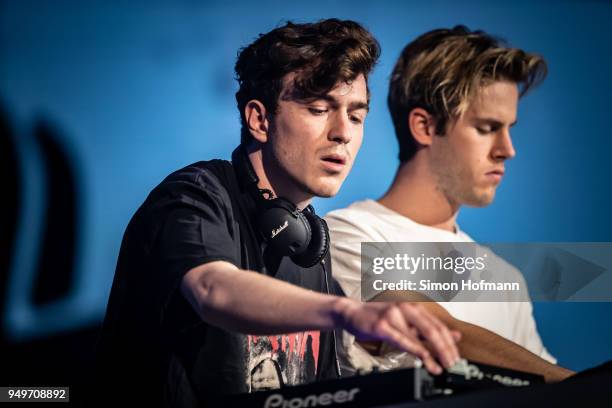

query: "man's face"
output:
250 359 281 392
430 80 518 207
264 73 368 200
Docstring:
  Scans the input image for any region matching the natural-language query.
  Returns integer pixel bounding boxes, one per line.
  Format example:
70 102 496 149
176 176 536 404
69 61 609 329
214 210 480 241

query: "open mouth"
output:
321 154 346 166
322 157 345 165
320 154 347 173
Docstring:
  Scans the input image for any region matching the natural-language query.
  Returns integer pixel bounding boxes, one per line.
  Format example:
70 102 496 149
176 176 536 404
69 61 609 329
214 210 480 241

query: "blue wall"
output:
1 0 610 372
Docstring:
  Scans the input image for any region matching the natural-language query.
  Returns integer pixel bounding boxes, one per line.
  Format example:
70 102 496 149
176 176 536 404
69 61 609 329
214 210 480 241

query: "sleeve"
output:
326 212 368 301
151 170 241 309
512 301 557 364
504 261 557 364
326 211 403 302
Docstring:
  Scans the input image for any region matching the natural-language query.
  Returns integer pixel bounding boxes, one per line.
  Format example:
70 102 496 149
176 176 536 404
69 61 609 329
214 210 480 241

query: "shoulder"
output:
123 160 240 238
452 228 528 286
325 199 383 240
325 199 379 221
147 160 235 209
473 242 531 298
161 160 230 193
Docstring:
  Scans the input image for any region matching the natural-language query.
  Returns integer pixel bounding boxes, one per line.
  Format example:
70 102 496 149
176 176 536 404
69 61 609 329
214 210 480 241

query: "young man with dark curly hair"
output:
93 19 460 407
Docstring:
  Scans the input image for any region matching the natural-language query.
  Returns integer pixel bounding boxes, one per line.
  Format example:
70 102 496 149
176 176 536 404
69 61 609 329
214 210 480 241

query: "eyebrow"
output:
317 94 370 112
473 117 518 127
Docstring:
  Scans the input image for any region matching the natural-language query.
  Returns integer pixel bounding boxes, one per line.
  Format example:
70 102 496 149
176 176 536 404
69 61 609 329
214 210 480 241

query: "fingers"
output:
381 305 445 374
371 317 443 375
343 301 461 376
370 303 452 375
451 330 462 342
398 303 460 370
422 310 461 365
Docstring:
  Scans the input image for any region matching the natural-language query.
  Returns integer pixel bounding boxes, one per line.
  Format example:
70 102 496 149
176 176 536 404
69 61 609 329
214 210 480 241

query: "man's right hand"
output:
333 298 462 375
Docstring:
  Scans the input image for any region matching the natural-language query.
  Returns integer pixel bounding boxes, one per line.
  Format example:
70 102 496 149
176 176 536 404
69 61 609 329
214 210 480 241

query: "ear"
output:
245 100 270 143
408 107 437 146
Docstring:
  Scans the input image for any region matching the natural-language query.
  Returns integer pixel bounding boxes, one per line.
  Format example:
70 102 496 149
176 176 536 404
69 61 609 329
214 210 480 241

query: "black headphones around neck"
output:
231 146 329 268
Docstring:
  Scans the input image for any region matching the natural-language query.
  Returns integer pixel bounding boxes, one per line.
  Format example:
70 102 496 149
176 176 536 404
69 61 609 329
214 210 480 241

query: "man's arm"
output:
180 260 461 375
371 290 574 383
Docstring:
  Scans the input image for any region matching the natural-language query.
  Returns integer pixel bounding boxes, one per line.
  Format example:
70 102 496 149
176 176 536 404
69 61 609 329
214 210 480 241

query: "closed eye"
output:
308 107 328 115
476 126 501 135
350 114 364 124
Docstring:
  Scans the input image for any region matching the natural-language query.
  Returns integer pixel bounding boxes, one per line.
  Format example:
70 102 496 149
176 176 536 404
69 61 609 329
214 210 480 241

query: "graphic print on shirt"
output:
246 331 320 391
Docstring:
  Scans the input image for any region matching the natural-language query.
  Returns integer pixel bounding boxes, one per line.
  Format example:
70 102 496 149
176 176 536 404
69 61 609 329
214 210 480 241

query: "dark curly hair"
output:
235 19 380 144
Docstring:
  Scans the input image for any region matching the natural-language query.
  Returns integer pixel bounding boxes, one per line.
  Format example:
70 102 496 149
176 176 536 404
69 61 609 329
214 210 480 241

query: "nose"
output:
328 111 352 144
492 129 516 161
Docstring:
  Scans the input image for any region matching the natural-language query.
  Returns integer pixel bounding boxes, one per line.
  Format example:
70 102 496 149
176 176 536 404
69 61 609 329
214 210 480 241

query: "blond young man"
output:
326 26 574 383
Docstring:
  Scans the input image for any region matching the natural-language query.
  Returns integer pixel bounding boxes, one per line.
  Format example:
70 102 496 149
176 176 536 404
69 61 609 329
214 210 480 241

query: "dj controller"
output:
218 359 545 407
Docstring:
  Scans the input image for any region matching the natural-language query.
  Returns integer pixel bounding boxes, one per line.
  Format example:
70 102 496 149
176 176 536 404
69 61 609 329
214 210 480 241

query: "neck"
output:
246 144 312 210
378 157 459 233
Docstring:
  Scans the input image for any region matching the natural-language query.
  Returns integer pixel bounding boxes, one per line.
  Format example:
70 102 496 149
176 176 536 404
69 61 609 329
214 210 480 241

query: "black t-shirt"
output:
93 159 339 407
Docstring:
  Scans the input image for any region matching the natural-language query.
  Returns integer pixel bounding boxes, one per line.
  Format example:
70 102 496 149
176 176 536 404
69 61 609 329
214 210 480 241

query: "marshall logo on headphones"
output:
271 220 289 239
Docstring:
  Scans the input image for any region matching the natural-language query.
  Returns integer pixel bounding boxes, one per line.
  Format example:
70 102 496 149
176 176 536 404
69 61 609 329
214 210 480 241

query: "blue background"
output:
1 0 611 372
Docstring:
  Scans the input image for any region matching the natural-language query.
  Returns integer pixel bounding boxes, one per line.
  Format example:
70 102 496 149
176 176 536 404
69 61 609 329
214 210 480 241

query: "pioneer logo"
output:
263 388 360 407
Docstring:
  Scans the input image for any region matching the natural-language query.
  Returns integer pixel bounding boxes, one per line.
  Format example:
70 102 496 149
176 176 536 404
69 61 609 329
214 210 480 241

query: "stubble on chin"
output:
435 167 496 208
461 182 497 207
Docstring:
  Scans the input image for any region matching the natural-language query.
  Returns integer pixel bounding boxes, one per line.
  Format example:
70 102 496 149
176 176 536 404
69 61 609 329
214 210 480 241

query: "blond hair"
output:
388 26 547 162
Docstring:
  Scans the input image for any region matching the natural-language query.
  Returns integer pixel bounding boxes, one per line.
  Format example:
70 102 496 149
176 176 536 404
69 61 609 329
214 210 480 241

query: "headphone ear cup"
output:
256 199 312 258
291 210 329 268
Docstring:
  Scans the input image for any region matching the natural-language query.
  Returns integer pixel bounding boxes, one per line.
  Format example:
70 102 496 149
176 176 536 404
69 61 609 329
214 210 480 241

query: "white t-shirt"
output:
325 199 555 374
